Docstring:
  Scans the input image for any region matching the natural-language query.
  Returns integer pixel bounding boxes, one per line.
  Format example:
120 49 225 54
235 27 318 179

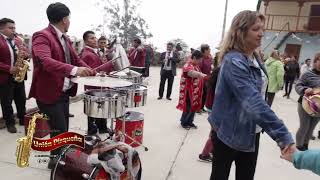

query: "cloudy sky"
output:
2 0 258 51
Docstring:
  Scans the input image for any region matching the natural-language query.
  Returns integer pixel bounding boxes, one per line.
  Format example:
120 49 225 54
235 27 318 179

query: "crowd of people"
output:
0 2 320 179
179 10 320 179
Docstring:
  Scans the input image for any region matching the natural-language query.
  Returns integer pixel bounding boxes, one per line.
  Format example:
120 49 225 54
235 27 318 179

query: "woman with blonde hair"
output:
208 10 295 180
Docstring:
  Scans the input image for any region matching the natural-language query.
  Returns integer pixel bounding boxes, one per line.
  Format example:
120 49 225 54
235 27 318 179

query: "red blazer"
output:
0 35 12 84
29 25 89 104
0 35 27 84
128 47 146 67
81 47 113 90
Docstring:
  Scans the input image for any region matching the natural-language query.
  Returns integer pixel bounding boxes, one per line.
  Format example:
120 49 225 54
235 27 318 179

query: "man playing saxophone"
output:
0 18 29 133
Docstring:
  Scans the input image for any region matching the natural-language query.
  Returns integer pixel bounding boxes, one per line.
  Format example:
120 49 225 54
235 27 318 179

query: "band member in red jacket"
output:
0 18 29 133
30 2 94 169
128 38 146 74
81 31 113 135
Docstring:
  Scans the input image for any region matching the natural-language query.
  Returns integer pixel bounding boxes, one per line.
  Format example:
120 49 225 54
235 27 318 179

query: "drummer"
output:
30 3 95 169
80 30 113 135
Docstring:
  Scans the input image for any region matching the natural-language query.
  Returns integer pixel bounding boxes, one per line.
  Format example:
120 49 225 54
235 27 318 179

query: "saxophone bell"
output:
15 113 43 168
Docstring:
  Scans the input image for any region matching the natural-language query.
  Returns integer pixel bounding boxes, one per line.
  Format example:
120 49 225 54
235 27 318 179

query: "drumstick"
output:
93 57 121 72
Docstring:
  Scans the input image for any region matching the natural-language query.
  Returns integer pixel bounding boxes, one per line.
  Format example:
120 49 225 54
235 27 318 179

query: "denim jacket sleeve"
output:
223 57 294 149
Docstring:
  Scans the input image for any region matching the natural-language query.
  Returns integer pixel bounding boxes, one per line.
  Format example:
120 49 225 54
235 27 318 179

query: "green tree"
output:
95 0 152 49
169 38 189 61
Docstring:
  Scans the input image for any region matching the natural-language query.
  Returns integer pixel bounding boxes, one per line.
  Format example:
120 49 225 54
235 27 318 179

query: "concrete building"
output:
258 0 320 63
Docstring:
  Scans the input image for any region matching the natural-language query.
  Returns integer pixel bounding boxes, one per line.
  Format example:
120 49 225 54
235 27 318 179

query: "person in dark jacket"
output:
158 42 180 100
284 56 300 99
295 53 320 151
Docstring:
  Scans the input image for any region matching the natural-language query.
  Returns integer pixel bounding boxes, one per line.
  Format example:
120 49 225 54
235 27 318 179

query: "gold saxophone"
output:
13 36 29 82
16 113 43 168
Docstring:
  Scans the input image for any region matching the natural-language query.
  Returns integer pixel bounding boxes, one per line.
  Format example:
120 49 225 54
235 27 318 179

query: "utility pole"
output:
221 0 229 41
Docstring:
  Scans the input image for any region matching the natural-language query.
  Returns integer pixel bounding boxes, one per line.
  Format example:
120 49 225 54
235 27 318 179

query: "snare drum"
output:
83 89 127 119
51 144 142 180
50 145 93 180
116 85 147 108
115 111 144 147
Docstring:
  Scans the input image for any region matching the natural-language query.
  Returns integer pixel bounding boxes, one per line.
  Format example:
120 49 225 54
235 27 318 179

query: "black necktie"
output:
167 51 171 66
7 38 17 64
62 35 71 64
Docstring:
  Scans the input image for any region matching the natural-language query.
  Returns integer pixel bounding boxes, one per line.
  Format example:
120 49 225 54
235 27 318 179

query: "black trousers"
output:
266 92 275 107
210 131 260 180
201 85 207 110
0 77 26 126
143 62 150 77
284 76 295 96
180 93 195 126
159 70 174 98
37 93 69 156
87 117 107 135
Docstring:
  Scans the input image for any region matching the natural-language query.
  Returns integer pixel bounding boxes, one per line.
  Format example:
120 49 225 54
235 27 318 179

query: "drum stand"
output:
116 115 148 151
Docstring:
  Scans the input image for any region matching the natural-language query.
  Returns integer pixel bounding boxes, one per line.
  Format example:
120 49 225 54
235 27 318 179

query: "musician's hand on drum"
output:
76 67 94 77
305 88 313 95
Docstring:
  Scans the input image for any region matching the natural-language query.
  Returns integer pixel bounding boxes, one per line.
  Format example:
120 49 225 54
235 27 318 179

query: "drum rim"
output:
84 89 127 100
51 145 73 180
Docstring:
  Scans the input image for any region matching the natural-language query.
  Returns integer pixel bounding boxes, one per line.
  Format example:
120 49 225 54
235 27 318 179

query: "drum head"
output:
85 89 125 97
71 76 132 88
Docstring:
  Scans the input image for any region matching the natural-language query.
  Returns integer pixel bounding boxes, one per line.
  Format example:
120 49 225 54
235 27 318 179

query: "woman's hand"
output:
281 144 297 162
304 88 314 95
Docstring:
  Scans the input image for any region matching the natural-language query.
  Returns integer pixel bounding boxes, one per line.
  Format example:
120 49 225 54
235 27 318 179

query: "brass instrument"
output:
16 113 43 168
13 45 29 82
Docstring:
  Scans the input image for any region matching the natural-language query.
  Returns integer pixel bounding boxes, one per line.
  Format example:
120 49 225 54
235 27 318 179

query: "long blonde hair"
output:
218 10 265 63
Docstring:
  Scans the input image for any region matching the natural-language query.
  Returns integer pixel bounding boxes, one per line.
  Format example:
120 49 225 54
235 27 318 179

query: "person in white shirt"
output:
300 58 312 77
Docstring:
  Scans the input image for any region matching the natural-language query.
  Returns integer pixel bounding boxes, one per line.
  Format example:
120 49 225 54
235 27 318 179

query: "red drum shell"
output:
51 145 93 180
51 145 142 180
115 111 144 147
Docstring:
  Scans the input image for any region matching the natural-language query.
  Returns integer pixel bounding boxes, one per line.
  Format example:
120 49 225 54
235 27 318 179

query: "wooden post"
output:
296 1 304 31
264 0 269 15
264 1 270 29
221 0 229 41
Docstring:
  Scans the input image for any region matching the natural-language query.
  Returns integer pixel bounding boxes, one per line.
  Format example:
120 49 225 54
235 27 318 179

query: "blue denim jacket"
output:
208 50 294 152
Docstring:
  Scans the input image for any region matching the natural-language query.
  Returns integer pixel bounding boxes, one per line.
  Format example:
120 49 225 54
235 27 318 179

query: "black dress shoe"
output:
157 97 162 100
166 97 172 100
181 124 191 130
7 126 17 133
189 123 198 129
68 114 75 118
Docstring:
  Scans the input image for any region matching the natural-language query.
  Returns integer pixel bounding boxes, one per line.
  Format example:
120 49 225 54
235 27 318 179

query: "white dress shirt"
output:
51 25 78 92
163 51 173 70
1 33 15 68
